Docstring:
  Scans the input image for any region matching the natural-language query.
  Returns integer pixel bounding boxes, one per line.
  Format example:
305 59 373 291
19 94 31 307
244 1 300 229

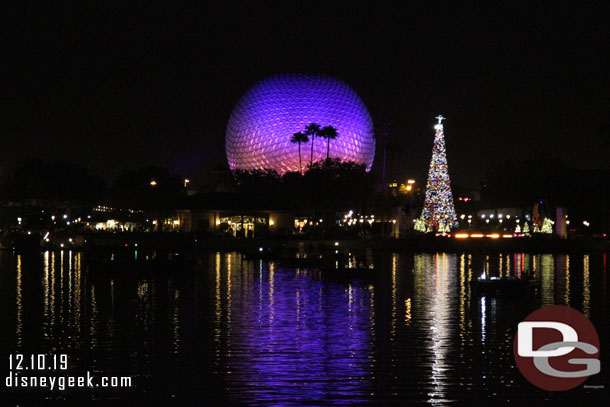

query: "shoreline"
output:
2 234 609 253
195 237 610 253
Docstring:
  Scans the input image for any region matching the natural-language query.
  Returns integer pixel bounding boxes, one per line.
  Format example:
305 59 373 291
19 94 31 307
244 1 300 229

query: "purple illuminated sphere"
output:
226 74 375 174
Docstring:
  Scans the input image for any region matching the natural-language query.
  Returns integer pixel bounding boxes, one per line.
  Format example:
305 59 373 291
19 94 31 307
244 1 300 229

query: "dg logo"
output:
513 305 601 391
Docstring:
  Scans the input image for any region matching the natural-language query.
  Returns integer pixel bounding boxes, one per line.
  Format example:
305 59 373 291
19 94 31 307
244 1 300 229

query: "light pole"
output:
406 179 415 207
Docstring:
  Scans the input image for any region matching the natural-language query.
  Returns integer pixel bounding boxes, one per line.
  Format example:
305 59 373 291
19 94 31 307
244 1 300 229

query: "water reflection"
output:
213 254 374 405
583 254 590 317
15 255 23 349
540 254 555 306
0 250 607 404
413 253 456 404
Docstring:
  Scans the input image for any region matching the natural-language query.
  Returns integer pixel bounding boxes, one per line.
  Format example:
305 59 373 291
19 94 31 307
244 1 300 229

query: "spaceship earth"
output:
226 74 375 174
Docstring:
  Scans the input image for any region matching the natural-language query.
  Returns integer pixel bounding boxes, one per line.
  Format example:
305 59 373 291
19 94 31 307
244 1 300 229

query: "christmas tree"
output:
523 221 531 236
515 223 521 234
419 115 458 231
414 218 427 233
541 218 553 234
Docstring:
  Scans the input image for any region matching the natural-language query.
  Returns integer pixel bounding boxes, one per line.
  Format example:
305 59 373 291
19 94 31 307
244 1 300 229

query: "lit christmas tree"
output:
419 115 458 231
541 218 553 234
414 218 427 233
523 221 531 236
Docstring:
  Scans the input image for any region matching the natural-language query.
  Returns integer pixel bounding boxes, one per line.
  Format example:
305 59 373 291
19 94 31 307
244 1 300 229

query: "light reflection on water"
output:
218 256 374 405
0 250 608 404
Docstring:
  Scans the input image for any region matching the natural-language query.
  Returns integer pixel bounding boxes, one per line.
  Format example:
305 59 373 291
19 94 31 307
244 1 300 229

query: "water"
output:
1 250 608 405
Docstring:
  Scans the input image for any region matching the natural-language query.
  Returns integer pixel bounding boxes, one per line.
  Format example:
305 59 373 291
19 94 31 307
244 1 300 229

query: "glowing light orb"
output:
226 74 375 174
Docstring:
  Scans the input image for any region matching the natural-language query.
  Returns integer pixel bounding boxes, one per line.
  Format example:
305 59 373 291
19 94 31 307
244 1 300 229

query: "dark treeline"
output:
233 159 375 219
1 156 608 232
481 157 610 232
0 158 374 218
111 166 186 216
0 159 186 217
0 158 106 207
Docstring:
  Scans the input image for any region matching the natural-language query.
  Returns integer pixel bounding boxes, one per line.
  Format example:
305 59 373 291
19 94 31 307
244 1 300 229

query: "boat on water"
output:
470 275 537 297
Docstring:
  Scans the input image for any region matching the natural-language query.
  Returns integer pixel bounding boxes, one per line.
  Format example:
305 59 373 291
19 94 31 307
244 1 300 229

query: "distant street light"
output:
406 179 415 206
150 180 158 186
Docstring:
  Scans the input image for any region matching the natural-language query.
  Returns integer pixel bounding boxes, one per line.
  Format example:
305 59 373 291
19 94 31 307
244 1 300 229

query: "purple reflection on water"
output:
214 257 374 405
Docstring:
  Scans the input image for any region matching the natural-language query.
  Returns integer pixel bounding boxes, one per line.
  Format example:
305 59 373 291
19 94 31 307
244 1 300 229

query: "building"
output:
226 74 376 174
176 192 293 237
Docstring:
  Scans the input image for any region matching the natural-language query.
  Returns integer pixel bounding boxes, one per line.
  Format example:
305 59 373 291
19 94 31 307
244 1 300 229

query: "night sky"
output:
5 2 610 188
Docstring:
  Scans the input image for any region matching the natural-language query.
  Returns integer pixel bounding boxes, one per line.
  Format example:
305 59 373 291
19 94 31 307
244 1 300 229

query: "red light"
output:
124 243 128 247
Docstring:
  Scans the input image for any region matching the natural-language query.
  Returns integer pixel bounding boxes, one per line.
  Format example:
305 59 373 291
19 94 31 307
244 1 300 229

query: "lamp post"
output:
406 179 415 207
405 179 416 230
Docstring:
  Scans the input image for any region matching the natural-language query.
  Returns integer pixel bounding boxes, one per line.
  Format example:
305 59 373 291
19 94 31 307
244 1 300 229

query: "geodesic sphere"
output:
226 74 375 174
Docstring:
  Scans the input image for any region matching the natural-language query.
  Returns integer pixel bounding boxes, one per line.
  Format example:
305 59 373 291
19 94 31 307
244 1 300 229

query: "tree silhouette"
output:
290 131 309 173
111 166 185 216
304 123 322 167
1 158 106 207
302 159 373 226
320 125 339 160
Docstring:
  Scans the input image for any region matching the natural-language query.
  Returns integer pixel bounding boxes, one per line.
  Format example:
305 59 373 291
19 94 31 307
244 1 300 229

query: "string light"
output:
541 217 553 233
418 115 458 231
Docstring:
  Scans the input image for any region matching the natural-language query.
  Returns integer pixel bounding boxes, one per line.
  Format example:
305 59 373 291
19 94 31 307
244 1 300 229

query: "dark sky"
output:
4 2 610 188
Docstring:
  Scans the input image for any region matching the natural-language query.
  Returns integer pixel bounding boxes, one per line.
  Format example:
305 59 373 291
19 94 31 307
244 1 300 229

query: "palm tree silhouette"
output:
290 131 309 174
304 123 321 167
320 125 339 161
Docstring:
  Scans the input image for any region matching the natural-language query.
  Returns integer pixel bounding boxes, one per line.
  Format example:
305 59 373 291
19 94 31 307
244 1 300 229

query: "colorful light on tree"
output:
414 218 427 233
419 115 458 231
541 217 553 234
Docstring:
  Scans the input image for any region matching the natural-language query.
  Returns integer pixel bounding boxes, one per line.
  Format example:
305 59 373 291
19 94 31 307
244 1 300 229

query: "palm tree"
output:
304 123 321 167
320 125 338 161
290 131 309 174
